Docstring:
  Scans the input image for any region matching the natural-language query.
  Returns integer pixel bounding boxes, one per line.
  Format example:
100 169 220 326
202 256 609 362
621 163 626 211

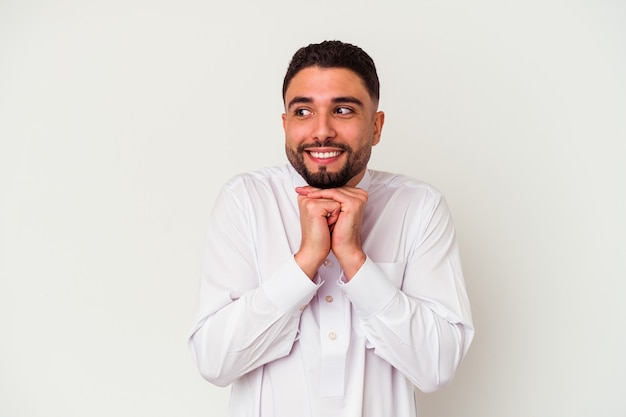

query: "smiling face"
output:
282 66 385 188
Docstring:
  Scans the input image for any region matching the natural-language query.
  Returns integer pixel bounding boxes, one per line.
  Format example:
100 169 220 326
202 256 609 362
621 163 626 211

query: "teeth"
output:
310 151 341 159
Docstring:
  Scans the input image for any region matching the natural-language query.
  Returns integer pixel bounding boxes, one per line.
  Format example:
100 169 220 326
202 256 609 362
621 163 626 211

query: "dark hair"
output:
282 40 380 103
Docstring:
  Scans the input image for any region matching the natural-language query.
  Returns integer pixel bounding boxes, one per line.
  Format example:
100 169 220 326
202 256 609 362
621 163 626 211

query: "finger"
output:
326 206 341 226
295 186 320 196
303 187 368 205
299 195 341 219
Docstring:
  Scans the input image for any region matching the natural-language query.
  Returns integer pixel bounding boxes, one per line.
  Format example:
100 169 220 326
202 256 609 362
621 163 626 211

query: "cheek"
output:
284 123 308 143
343 125 371 145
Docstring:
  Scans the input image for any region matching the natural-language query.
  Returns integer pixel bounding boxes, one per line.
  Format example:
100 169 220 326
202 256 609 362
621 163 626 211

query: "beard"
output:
286 141 372 188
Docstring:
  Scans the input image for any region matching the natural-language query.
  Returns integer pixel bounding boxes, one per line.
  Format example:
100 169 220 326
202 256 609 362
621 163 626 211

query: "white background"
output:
1 1 625 416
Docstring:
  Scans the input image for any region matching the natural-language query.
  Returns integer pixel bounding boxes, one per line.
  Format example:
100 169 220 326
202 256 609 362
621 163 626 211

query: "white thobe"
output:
189 165 474 417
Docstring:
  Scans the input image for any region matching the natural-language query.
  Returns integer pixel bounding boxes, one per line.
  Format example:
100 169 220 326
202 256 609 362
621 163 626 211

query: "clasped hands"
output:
294 185 367 281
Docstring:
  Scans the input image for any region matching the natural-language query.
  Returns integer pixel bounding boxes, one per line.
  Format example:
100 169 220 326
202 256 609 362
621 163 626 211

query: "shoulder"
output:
223 165 292 190
366 170 453 228
368 169 443 200
217 165 294 208
209 166 293 217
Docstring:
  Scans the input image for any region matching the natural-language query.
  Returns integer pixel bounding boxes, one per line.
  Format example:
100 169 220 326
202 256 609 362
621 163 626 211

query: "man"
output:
189 40 473 417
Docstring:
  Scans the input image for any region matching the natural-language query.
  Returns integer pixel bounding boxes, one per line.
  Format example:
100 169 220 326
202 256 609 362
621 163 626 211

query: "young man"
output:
189 40 474 417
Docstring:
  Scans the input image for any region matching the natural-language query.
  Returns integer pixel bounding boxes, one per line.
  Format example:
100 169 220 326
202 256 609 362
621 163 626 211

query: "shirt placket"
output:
317 251 351 398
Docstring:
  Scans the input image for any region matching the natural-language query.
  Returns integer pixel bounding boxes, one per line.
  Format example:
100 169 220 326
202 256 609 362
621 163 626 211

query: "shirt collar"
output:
288 164 371 191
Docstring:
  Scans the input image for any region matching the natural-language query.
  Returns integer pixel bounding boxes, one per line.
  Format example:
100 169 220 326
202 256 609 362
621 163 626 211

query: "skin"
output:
282 66 385 281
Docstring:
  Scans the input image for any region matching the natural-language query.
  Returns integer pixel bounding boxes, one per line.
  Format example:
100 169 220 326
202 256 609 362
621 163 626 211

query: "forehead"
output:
285 66 370 101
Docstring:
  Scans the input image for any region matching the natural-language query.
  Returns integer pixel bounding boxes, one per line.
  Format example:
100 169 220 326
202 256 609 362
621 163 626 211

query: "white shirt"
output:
189 165 474 417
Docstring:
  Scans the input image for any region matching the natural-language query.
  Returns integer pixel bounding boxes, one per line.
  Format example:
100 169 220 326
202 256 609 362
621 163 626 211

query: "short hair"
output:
282 40 380 103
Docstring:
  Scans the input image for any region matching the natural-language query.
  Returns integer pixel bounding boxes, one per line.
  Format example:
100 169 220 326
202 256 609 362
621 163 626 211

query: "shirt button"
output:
323 259 331 267
328 332 337 340
299 304 307 311
325 295 334 303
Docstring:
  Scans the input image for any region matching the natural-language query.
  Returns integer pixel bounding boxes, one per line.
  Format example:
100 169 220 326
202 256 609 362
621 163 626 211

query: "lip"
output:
304 147 345 164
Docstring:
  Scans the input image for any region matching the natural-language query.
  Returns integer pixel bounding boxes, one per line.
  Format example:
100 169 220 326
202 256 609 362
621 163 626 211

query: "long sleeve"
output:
189 167 473 417
341 190 474 393
188 180 319 387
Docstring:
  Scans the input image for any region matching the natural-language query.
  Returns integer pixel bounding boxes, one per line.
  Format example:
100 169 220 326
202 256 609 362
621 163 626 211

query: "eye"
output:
294 108 312 117
335 106 354 115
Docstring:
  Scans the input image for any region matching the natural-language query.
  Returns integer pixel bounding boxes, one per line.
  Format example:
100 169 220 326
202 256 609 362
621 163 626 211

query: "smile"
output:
308 151 342 159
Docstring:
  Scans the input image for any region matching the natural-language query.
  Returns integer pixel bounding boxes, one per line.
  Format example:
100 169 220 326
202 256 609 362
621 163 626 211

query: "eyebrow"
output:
286 96 365 110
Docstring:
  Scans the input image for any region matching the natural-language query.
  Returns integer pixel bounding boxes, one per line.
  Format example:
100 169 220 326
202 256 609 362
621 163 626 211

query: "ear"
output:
372 111 385 146
281 113 287 131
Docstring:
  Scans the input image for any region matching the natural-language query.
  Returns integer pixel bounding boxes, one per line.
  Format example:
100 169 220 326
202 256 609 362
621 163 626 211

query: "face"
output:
282 66 384 188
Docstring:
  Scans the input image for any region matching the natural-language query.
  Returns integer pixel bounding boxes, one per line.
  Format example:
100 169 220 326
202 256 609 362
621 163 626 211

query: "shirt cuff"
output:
339 257 398 318
262 258 321 316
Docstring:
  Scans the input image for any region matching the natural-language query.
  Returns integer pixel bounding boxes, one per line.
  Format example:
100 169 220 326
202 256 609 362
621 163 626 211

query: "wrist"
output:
294 250 326 280
335 249 366 281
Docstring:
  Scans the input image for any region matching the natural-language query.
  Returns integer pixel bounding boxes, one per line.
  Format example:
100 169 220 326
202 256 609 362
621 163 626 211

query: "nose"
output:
312 113 336 144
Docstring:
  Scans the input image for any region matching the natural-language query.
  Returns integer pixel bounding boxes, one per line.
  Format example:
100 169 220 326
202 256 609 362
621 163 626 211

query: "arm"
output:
341 193 474 393
188 183 319 387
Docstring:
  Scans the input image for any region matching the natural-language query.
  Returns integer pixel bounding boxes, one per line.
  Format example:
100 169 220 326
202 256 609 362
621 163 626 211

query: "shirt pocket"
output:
374 260 407 289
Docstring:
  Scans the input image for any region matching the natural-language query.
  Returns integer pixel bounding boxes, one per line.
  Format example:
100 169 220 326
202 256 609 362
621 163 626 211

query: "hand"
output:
295 186 368 280
294 190 341 279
